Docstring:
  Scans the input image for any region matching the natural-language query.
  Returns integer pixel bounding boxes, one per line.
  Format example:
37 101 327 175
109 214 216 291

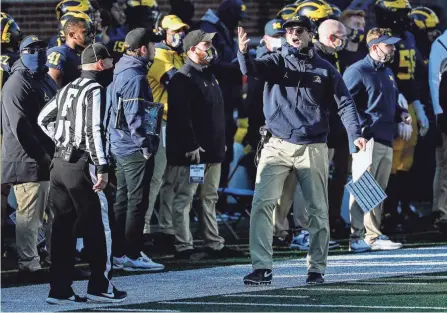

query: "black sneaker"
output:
243 269 272 286
46 294 87 305
306 272 324 285
205 246 245 259
87 287 127 303
72 267 91 280
174 249 207 260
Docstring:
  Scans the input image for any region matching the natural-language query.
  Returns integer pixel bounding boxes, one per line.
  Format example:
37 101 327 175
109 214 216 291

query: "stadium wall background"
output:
1 0 446 41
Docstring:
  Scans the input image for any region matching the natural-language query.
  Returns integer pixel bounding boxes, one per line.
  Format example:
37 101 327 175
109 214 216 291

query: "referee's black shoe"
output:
306 272 324 284
243 269 272 286
87 287 127 303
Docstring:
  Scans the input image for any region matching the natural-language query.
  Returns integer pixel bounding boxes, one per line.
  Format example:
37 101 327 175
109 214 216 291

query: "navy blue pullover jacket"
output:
343 55 407 147
107 54 158 157
237 44 362 153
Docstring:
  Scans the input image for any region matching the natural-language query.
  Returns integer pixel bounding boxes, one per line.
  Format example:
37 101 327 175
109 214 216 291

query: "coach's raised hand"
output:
238 27 250 53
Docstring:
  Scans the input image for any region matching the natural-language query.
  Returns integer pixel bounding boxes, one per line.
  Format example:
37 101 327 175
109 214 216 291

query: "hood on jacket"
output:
256 43 270 58
201 9 220 26
114 54 148 76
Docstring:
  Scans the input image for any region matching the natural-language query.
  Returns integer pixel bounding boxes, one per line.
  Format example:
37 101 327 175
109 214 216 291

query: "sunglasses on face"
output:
285 26 308 35
22 47 47 54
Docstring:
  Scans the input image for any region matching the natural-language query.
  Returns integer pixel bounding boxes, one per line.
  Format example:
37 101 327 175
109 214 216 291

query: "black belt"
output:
54 146 89 162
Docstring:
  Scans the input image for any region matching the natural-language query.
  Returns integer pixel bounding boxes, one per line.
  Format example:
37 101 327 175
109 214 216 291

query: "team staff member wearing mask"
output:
238 16 366 286
338 9 367 74
38 43 126 304
145 15 189 249
343 28 411 253
165 30 242 260
1 36 57 274
314 19 350 238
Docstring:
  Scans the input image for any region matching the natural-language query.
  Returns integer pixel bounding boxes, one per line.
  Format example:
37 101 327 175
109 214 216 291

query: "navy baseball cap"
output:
19 35 47 51
217 0 249 20
282 15 314 32
367 31 401 47
264 19 285 37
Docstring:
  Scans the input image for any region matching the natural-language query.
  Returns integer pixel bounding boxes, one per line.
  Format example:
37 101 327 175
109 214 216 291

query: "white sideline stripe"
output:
328 253 447 260
347 282 429 285
405 275 447 279
93 309 179 312
286 287 369 292
160 301 447 310
224 294 310 299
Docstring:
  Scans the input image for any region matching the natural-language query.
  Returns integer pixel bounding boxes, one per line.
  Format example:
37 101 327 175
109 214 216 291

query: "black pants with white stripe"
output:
48 155 113 297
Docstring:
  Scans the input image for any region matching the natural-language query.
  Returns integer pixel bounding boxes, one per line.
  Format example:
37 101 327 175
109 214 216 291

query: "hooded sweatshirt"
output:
107 54 158 158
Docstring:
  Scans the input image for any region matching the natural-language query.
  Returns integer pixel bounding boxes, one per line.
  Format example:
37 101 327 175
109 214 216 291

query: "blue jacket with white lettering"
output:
343 55 406 147
237 44 362 153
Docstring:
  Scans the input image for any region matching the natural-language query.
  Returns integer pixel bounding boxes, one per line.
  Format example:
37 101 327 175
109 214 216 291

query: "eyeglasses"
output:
332 34 347 44
285 26 308 35
22 47 47 54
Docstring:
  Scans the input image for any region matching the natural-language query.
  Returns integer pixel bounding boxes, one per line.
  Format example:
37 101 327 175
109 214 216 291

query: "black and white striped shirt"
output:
38 75 109 173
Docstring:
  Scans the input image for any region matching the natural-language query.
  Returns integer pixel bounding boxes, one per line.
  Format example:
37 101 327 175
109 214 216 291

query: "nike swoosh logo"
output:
100 293 115 298
264 271 272 278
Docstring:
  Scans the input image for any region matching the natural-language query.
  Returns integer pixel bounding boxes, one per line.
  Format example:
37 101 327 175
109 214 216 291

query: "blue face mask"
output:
170 33 186 49
21 50 47 73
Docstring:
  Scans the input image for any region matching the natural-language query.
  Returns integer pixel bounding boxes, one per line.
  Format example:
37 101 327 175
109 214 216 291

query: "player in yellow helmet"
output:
409 6 440 61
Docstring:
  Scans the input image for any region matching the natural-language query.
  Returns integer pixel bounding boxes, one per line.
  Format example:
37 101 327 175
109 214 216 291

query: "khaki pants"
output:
273 173 297 238
273 174 309 236
166 163 225 252
433 133 447 220
144 122 173 234
349 142 393 243
13 181 50 271
250 138 329 273
274 146 343 236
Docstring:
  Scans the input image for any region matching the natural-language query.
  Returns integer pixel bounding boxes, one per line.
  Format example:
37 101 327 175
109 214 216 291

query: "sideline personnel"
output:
108 28 165 272
2 35 57 274
237 16 366 286
38 43 126 303
145 14 189 245
166 30 242 259
344 28 411 252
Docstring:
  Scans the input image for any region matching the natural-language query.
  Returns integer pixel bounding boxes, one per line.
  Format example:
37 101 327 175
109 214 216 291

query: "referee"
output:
38 43 126 304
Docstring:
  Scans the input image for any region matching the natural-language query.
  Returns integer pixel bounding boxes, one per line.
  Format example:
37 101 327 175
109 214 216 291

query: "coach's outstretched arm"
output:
237 27 299 82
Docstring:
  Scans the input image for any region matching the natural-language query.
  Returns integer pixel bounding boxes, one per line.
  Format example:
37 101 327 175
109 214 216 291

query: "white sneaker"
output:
349 239 371 253
370 235 403 251
123 252 165 272
290 230 310 251
113 256 128 270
